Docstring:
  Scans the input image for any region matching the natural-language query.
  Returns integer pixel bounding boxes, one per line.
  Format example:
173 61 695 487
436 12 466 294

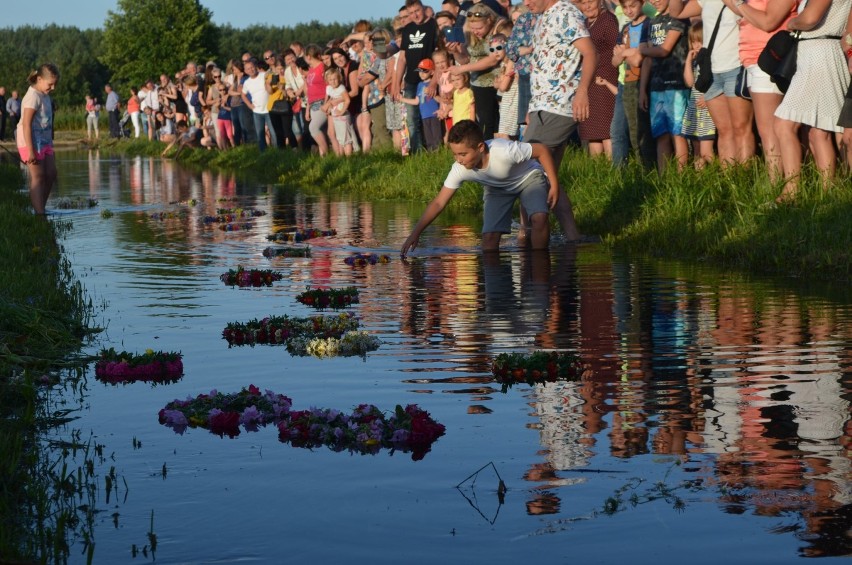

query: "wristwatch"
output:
735 0 746 6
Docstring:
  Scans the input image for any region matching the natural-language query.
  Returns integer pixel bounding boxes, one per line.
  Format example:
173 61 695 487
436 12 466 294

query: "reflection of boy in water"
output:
401 119 560 256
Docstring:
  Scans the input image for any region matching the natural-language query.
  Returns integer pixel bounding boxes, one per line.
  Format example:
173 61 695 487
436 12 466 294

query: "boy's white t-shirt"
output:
443 139 542 191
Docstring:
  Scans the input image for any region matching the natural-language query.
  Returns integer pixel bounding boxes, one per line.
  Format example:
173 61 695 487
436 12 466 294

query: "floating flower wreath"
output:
266 228 337 243
222 312 359 346
220 266 283 287
158 384 292 437
158 385 446 459
55 196 98 209
279 403 445 459
344 253 391 266
296 286 359 309
262 246 311 258
286 330 381 359
202 208 266 224
150 209 189 220
491 351 584 390
95 347 183 384
219 222 254 231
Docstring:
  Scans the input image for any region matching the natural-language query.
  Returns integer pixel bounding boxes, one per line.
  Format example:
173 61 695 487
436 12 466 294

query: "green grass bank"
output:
0 162 99 562
93 136 852 279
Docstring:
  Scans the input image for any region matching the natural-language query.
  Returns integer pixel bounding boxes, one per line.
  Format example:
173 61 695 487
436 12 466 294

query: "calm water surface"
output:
46 151 851 563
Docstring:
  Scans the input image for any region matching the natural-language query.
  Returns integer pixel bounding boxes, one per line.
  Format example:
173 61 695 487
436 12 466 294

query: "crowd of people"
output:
11 0 852 220
88 0 851 203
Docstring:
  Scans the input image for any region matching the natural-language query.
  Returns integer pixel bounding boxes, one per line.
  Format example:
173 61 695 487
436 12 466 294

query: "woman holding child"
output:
449 4 503 140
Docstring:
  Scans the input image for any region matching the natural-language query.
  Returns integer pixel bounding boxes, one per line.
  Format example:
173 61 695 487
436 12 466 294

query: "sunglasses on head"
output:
489 45 504 52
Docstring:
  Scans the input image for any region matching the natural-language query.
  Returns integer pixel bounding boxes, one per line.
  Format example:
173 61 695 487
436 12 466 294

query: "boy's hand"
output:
401 234 419 258
639 90 649 112
547 182 559 209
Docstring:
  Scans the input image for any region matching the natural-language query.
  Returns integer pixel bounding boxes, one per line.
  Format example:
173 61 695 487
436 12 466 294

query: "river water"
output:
46 151 851 563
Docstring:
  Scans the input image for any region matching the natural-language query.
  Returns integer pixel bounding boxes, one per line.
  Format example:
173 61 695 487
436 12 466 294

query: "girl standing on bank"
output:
17 63 59 215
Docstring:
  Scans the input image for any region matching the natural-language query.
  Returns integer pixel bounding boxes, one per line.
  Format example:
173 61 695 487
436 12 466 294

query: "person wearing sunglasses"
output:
449 4 502 140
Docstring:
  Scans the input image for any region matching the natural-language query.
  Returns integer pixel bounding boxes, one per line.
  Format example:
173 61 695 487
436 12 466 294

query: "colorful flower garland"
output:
158 385 446 459
95 348 183 384
295 286 359 309
279 403 445 459
222 312 359 346
491 351 584 390
266 228 337 243
286 330 381 359
220 266 283 287
344 253 391 266
262 246 311 258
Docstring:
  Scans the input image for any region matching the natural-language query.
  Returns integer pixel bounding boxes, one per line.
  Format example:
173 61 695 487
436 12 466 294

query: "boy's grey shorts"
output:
482 170 550 234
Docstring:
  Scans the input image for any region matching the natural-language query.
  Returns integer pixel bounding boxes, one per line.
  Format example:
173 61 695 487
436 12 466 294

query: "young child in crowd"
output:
323 68 358 156
199 108 218 150
611 0 654 166
493 33 519 139
399 58 442 151
400 119 560 257
639 0 690 171
451 71 475 124
161 119 201 158
433 49 455 143
216 83 234 149
681 22 716 169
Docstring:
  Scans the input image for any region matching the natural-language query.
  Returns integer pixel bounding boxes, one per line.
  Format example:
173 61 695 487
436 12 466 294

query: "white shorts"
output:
746 64 783 95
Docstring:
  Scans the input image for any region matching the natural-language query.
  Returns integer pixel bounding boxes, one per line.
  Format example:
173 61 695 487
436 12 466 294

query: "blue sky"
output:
4 0 413 30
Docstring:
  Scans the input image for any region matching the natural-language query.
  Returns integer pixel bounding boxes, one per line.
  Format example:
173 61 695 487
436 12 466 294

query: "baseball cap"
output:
417 59 435 72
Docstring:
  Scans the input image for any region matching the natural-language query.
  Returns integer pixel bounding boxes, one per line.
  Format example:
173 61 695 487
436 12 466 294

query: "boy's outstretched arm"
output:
530 143 560 209
401 186 457 258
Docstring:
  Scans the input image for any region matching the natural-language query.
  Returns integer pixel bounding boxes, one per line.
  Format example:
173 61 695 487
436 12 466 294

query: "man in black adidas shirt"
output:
392 0 438 153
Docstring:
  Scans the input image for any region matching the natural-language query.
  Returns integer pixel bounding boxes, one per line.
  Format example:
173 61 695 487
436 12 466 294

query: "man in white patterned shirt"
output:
523 0 596 242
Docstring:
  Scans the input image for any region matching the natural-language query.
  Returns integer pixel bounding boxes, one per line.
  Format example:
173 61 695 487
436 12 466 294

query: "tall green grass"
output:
105 138 852 278
0 163 100 562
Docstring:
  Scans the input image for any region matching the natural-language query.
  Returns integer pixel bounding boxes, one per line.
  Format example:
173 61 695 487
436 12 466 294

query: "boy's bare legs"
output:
519 141 582 243
482 232 502 251
529 212 550 249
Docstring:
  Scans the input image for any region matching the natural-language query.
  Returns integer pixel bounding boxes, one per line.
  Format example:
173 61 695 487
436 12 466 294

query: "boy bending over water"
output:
400 119 559 257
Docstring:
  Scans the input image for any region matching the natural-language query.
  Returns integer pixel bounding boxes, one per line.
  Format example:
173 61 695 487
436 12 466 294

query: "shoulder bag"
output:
694 6 727 93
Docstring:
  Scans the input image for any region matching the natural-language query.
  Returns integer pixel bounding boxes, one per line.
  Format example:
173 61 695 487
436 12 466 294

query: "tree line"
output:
0 0 389 109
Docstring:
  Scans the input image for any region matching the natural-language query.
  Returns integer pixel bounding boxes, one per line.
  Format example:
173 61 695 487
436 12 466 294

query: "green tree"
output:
101 0 218 88
0 25 107 109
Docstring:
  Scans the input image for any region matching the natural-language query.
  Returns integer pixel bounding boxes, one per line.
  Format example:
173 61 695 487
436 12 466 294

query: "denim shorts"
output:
705 67 740 101
482 170 549 234
650 89 689 138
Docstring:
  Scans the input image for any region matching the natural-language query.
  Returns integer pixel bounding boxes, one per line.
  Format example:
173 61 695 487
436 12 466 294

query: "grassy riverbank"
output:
0 162 98 562
96 136 852 279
